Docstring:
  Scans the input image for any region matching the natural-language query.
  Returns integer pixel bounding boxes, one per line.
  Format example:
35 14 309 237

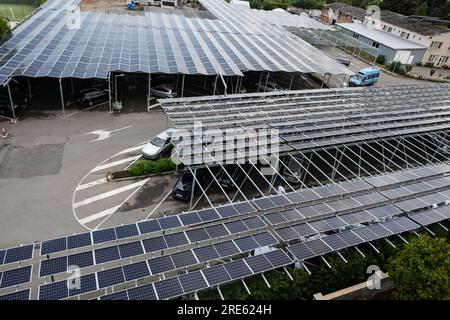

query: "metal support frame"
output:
108 72 112 112
59 78 65 117
189 168 197 210
181 74 185 98
288 72 295 90
6 82 16 120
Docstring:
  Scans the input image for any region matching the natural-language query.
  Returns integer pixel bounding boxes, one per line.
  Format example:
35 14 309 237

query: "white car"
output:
142 128 176 159
150 85 178 98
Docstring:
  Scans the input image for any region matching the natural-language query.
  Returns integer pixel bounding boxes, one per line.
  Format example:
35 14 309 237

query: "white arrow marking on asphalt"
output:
73 179 148 209
91 155 141 173
75 178 108 191
78 205 122 225
85 125 132 142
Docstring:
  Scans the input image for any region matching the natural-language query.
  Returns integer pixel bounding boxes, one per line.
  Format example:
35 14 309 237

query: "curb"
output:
107 169 179 182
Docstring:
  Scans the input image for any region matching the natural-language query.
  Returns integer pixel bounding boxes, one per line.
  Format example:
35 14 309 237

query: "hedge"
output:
129 158 176 176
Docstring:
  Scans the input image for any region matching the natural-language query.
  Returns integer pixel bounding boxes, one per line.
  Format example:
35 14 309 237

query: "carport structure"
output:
160 84 450 210
0 0 352 118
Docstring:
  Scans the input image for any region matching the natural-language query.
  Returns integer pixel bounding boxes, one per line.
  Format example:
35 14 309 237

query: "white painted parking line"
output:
91 155 141 173
78 205 122 225
73 179 148 209
75 178 108 191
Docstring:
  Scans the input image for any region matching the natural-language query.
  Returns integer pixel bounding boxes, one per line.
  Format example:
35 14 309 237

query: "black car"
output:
0 92 30 109
217 164 244 190
80 89 111 107
172 170 205 201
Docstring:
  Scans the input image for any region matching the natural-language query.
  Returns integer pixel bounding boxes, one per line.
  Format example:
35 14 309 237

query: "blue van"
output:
349 66 381 87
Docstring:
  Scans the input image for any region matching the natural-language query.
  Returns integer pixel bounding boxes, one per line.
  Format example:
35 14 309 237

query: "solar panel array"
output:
0 0 351 85
198 0 332 30
1 161 449 300
160 84 450 165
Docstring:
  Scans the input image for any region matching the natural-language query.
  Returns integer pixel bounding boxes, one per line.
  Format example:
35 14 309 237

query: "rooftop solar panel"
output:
179 212 202 225
352 227 379 242
322 234 349 251
234 236 260 252
244 254 273 273
185 228 211 243
198 208 221 222
336 231 364 246
305 239 333 256
275 226 299 241
281 209 303 221
264 212 287 225
205 224 230 238
0 250 5 265
224 260 253 279
252 232 278 247
242 216 266 229
40 256 67 277
225 220 249 233
164 232 189 247
252 197 277 210
216 205 239 218
233 202 256 215
158 216 182 230
171 250 198 269
193 245 220 262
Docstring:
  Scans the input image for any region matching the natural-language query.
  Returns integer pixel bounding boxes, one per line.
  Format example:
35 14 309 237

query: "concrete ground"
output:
318 45 430 87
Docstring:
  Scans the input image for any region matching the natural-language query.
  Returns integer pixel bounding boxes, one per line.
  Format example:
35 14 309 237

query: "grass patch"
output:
129 158 176 176
0 4 36 21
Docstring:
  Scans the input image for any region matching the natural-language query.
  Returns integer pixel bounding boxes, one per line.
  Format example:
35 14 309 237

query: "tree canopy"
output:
0 18 11 42
387 235 450 300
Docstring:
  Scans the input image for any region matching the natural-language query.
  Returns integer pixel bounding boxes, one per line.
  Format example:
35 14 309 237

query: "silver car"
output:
150 85 178 99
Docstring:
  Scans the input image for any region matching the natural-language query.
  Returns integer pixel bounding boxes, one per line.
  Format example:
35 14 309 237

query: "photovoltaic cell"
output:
287 242 315 261
205 224 230 238
67 233 92 250
0 250 5 265
68 274 97 297
118 241 144 259
142 236 168 253
214 241 240 257
148 255 175 275
252 197 277 210
137 220 161 234
38 281 68 300
94 246 120 264
4 245 33 264
202 264 231 286
0 266 32 288
97 267 125 289
352 228 379 242
198 208 221 222
321 234 349 251
40 256 67 277
193 245 220 262
179 212 202 225
41 237 67 255
224 260 252 279
185 228 210 242
264 212 287 225
264 250 292 267
100 291 129 300
164 232 189 247
127 284 157 300
244 254 272 273
216 205 239 218
115 224 139 239
275 227 299 241
281 209 303 221
234 236 260 252
269 195 291 206
336 231 364 246
123 261 150 282
171 250 198 268
0 289 30 300
92 228 117 244
305 239 332 256
178 271 208 293
252 232 278 247
242 217 266 229
225 220 248 233
158 216 181 230
68 251 94 269
154 277 184 300
233 202 255 214
292 223 317 237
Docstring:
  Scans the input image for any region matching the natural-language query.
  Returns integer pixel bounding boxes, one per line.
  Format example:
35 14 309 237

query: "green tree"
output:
0 17 11 42
387 235 450 300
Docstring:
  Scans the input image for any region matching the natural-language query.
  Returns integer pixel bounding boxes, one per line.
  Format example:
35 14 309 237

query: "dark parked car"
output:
0 92 31 109
217 165 244 190
172 170 205 201
80 89 111 107
0 99 19 116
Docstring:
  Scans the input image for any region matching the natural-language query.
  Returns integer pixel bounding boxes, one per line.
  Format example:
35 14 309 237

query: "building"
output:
337 23 427 65
229 0 250 8
365 11 450 68
320 2 367 25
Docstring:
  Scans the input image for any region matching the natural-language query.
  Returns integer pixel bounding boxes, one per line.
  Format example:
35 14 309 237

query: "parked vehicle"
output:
80 89 111 107
256 80 283 92
281 155 305 185
0 99 19 116
150 85 177 99
349 66 380 87
217 165 244 190
142 128 176 159
0 92 30 109
336 57 351 67
172 169 205 201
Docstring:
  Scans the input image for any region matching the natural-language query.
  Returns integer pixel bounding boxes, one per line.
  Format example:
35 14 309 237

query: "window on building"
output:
387 27 393 32
401 31 406 37
430 41 443 49
406 33 410 39
428 55 438 62
372 41 380 48
383 25 387 31
352 33 360 39
442 56 449 63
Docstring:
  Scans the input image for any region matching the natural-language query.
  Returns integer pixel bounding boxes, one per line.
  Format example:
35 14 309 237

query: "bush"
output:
375 55 386 65
129 158 176 176
430 68 436 77
404 65 412 72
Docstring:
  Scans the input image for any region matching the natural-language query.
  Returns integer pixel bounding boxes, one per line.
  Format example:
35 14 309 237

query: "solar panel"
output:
41 237 67 255
164 232 189 247
94 246 120 264
198 208 221 222
252 197 277 210
68 251 94 269
118 241 144 259
0 266 32 288
158 216 181 230
179 212 202 225
193 245 220 262
185 228 210 242
287 243 315 261
127 284 157 300
269 195 291 206
391 217 420 231
366 205 401 219
68 274 97 297
264 212 287 225
366 224 392 238
40 256 67 277
4 245 33 264
292 223 317 237
305 239 332 256
321 234 349 251
0 250 5 265
224 260 252 279
202 264 231 286
115 224 139 239
0 289 30 300
233 202 256 214
352 228 379 242
171 250 198 269
92 228 117 244
275 227 299 241
67 233 92 250
137 220 161 234
205 224 230 238
264 250 292 267
225 220 248 233
216 205 239 218
242 217 266 229
97 267 125 289
142 236 168 253
123 261 150 282
100 291 129 300
244 254 273 273
214 241 240 257
336 231 364 246
148 256 175 275
252 232 278 247
38 281 68 300
281 209 303 221
178 271 209 293
154 277 184 300
234 236 260 252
